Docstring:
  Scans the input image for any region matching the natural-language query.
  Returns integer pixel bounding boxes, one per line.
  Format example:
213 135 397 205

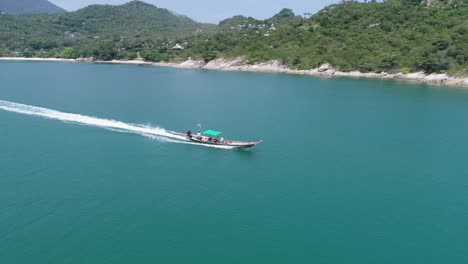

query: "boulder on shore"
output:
318 63 332 72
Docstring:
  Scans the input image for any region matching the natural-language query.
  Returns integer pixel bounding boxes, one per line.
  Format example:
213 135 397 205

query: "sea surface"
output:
1 61 467 263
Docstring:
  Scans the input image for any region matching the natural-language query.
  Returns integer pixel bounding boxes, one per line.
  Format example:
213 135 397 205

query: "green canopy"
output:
203 130 223 137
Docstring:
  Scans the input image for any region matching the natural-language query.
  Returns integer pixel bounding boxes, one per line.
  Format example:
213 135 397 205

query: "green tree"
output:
59 47 79 58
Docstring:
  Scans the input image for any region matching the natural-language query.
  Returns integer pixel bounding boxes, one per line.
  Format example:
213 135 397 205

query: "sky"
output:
49 0 338 23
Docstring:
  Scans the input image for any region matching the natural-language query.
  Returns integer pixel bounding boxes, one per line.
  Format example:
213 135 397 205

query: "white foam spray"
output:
0 100 235 149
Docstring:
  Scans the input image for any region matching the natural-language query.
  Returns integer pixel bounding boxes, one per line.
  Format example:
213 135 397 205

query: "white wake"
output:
0 99 235 149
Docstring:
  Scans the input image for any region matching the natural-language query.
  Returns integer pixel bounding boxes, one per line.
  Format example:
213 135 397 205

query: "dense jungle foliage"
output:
0 0 466 75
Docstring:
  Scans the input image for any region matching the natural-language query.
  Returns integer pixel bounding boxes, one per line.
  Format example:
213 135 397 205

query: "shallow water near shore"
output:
1 61 468 263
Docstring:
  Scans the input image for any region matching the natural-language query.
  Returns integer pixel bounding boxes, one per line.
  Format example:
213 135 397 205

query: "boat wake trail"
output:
0 100 235 149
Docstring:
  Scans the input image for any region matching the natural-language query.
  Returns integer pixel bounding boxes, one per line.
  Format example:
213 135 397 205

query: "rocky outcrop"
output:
1 57 467 87
199 59 468 87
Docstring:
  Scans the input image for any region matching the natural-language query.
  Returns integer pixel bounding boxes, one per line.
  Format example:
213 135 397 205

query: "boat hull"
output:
188 137 261 148
171 132 261 148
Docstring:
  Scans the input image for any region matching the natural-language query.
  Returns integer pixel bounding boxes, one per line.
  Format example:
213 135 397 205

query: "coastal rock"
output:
306 63 336 76
334 71 370 78
204 58 245 70
1 57 467 88
178 59 205 68
205 59 291 73
318 63 332 72
204 59 467 87
76 57 94 62
402 72 427 80
444 77 468 86
248 60 289 73
424 73 449 83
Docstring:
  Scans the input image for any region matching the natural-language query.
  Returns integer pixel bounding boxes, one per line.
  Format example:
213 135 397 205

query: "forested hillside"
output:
0 0 65 15
0 1 213 60
176 0 467 74
0 0 466 75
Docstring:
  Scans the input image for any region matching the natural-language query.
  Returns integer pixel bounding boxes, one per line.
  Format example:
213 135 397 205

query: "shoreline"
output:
1 57 467 88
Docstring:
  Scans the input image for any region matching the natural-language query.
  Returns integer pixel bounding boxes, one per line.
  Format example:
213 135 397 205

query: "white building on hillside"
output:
172 43 184 50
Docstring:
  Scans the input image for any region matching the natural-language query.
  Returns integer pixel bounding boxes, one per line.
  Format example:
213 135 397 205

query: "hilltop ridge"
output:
0 0 65 15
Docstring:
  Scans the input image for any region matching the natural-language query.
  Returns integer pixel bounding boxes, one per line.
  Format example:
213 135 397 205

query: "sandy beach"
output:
1 57 467 88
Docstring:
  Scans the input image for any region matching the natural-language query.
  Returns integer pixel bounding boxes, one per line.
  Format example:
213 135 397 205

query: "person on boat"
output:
186 130 192 138
208 137 213 142
220 137 225 144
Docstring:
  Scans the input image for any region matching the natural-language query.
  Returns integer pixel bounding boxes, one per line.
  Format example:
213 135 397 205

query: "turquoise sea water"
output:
1 61 467 263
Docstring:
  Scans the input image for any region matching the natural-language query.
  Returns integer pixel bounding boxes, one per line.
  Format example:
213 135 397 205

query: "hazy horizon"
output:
49 0 338 23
